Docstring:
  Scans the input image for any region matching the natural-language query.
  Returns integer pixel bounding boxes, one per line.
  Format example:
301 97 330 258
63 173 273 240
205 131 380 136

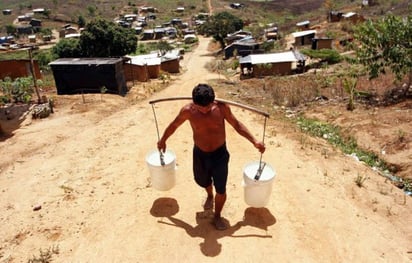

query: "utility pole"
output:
28 47 42 103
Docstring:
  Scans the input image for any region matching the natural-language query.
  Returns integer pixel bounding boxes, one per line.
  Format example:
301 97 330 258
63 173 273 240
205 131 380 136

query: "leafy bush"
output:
0 77 34 103
301 49 342 64
52 38 82 58
11 77 34 103
35 50 56 69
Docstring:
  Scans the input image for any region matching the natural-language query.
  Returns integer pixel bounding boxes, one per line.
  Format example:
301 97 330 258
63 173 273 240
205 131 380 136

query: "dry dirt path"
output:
0 36 411 262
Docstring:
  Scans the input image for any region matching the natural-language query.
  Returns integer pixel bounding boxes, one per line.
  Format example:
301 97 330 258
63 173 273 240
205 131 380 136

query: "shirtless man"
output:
157 83 265 230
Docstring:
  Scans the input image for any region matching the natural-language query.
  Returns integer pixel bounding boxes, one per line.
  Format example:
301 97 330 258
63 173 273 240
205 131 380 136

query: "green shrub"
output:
301 49 342 64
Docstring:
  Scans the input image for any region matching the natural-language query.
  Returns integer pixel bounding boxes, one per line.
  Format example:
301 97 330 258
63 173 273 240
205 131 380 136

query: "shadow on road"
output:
150 198 276 257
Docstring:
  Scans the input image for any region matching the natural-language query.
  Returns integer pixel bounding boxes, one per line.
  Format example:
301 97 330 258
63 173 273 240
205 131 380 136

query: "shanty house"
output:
0 36 14 44
59 26 78 38
160 49 181 73
342 12 364 23
28 35 36 43
292 30 316 46
264 27 278 40
140 6 157 13
141 29 155 40
154 27 166 39
124 53 161 82
32 8 45 14
183 34 197 44
312 37 333 50
29 18 42 31
224 37 261 59
16 25 33 35
124 50 181 82
230 3 245 9
49 58 127 96
17 15 31 22
328 11 344 22
296 20 310 30
225 30 252 45
175 7 185 13
0 59 41 80
2 9 12 15
239 51 305 77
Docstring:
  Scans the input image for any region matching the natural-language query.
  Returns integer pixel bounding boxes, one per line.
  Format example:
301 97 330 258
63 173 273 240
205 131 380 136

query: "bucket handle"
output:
254 116 268 181
151 103 165 166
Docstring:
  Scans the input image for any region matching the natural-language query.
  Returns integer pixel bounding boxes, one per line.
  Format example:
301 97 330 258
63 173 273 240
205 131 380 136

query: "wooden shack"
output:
49 58 127 96
239 51 305 77
312 37 333 50
292 30 316 46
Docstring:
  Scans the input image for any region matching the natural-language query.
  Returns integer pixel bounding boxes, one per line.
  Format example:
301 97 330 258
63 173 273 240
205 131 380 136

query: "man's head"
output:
192 83 215 106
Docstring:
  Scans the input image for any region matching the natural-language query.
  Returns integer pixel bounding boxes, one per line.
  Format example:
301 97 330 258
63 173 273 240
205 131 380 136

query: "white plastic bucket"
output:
146 149 176 191
243 161 276 208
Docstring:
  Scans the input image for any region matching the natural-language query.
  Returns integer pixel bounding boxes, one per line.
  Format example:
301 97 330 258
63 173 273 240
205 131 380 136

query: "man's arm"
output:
157 105 190 152
221 103 266 153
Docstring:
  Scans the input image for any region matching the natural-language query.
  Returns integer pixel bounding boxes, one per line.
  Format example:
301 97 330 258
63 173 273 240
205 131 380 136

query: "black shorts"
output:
193 143 230 194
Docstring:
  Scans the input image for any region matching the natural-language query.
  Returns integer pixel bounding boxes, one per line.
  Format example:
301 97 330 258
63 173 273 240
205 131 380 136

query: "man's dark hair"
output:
192 83 215 106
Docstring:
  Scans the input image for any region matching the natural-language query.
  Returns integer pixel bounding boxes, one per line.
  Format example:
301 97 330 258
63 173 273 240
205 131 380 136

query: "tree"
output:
79 18 137 57
156 40 173 56
52 38 82 58
199 11 243 48
354 14 412 85
77 15 86 28
5 24 15 35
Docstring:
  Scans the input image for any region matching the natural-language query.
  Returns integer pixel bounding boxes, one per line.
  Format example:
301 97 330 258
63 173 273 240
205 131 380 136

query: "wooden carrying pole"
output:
149 97 270 118
149 96 270 180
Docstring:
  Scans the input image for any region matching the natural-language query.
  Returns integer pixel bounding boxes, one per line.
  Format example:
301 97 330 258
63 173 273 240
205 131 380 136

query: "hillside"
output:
1 0 410 34
0 0 411 262
0 34 411 263
0 1 411 180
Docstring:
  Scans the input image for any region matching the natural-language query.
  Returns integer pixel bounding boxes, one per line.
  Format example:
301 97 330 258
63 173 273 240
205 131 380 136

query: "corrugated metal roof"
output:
49 58 123 66
343 12 356 18
126 49 181 65
239 51 298 64
126 53 161 66
296 20 310 26
291 30 316 38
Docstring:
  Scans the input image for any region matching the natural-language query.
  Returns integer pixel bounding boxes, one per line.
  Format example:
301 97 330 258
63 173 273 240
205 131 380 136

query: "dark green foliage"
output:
79 18 137 57
5 24 15 35
52 38 82 58
354 14 412 83
77 15 86 28
198 11 243 48
0 77 34 103
301 49 342 64
35 50 56 69
156 40 173 56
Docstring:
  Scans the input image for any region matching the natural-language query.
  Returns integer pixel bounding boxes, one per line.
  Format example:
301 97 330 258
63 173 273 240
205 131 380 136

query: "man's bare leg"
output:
204 185 214 210
213 192 227 230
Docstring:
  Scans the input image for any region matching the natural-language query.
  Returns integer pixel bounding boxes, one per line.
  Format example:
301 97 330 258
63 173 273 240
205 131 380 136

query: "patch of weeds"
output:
355 174 367 188
395 129 406 143
295 116 412 192
28 245 59 263
296 116 389 170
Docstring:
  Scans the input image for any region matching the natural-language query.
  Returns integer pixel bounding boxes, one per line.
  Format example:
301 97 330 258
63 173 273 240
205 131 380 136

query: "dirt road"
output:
0 36 411 262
